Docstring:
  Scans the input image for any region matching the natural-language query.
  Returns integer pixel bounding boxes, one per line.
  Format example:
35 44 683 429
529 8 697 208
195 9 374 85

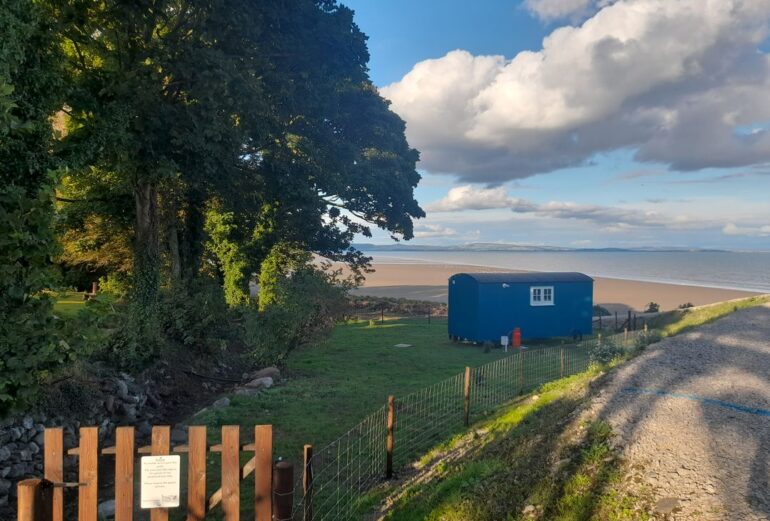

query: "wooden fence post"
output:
303 445 314 521
560 348 565 378
186 426 207 521
614 311 618 330
43 428 63 521
624 327 628 343
273 461 294 521
17 478 52 521
255 425 273 521
115 427 135 521
78 427 99 521
463 367 471 426
151 426 171 521
519 351 526 392
386 396 395 479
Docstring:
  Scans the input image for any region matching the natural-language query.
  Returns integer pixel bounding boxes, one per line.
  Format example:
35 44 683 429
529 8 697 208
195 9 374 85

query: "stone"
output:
119 403 137 422
27 442 39 455
522 504 536 515
9 428 22 441
171 428 187 444
212 397 231 408
136 421 153 437
115 379 129 400
104 395 115 413
21 417 34 430
33 431 45 446
654 497 680 514
0 479 10 494
0 447 11 462
19 450 31 462
235 388 261 396
245 367 281 382
244 377 273 390
98 499 116 518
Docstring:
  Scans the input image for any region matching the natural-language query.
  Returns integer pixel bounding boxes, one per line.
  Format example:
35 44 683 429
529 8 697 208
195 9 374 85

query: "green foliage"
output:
646 295 770 337
592 305 611 317
678 302 694 309
643 301 660 313
244 267 347 364
257 242 312 311
203 204 251 307
158 279 229 351
590 338 624 364
0 183 66 414
0 0 66 415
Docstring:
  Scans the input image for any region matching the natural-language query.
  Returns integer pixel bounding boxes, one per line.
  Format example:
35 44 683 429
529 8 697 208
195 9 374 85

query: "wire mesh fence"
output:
292 328 651 521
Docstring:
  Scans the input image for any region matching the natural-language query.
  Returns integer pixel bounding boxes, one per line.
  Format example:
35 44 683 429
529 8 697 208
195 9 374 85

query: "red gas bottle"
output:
513 327 521 348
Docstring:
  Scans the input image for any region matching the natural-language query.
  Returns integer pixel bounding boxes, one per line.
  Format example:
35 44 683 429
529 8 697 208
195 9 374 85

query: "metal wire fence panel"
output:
294 405 388 521
293 329 653 520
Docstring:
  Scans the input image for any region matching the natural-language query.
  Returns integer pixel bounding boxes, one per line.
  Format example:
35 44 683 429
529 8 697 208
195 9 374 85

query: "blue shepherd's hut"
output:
448 272 593 343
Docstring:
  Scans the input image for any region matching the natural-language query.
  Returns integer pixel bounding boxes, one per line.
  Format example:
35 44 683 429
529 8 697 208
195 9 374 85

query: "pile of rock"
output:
234 367 280 396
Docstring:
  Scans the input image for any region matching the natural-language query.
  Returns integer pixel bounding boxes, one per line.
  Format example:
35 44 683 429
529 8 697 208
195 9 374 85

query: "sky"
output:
341 0 770 250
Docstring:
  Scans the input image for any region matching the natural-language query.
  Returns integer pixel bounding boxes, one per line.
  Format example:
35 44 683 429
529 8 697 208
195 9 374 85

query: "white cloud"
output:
382 0 770 183
722 223 770 236
524 0 596 21
424 184 535 212
413 223 458 238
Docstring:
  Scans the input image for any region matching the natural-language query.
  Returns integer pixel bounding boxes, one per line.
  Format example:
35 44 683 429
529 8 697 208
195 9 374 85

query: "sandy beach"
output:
350 261 760 312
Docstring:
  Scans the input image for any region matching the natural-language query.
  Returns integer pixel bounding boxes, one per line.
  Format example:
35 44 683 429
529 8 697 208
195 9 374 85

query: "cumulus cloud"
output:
424 185 535 212
381 0 770 183
722 223 770 236
413 223 458 238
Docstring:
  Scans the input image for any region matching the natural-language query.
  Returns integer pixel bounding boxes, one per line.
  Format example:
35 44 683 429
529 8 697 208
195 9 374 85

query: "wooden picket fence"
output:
16 425 293 521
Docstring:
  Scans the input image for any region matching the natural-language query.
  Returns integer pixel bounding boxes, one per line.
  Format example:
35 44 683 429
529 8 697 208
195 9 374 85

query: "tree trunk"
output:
134 181 160 314
166 202 181 281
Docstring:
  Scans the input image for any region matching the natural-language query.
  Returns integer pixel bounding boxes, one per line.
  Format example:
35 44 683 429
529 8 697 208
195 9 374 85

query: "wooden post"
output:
273 460 294 521
78 427 99 521
254 425 273 521
187 426 207 521
221 426 240 521
560 348 565 378
624 327 628 343
386 396 395 479
381 303 384 324
463 367 471 426
303 445 314 521
627 309 632 328
17 479 53 521
43 428 63 521
614 311 618 330
91 281 98 295
644 323 648 334
115 427 135 521
598 332 602 347
519 351 526 392
598 315 602 329
151 426 171 521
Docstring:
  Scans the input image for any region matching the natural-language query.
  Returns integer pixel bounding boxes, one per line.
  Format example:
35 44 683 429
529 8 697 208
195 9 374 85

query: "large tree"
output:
54 0 423 309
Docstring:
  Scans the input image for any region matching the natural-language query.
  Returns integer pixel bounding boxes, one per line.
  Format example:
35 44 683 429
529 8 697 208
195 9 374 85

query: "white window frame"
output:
530 285 554 306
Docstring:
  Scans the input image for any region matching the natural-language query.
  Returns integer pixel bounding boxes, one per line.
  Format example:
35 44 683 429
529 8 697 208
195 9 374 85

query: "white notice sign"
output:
140 455 181 509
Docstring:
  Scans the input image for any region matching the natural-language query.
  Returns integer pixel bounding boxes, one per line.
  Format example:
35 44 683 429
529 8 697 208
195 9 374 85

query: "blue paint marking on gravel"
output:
622 387 770 417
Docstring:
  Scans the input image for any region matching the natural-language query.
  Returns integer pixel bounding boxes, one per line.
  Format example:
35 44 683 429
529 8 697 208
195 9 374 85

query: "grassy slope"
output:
373 369 650 521
374 295 770 521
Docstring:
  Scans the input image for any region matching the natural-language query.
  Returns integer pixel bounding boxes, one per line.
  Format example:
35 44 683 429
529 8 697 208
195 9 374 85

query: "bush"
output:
635 329 662 350
243 267 347 364
644 302 660 313
590 338 624 364
592 305 611 317
678 302 694 309
159 278 230 350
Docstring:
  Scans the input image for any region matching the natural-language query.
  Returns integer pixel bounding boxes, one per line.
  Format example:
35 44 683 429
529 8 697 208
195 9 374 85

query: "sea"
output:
367 250 770 293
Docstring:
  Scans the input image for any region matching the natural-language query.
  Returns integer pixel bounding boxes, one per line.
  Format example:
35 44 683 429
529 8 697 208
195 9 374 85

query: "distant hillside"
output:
353 242 724 253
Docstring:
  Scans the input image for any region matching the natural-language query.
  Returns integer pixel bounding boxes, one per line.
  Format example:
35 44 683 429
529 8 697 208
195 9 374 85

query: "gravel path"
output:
589 304 770 520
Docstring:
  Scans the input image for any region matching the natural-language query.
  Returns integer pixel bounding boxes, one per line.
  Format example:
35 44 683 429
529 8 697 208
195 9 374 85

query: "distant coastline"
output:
353 242 734 253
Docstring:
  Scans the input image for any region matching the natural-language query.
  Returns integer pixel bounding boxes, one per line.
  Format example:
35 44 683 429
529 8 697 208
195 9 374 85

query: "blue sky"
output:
343 0 770 249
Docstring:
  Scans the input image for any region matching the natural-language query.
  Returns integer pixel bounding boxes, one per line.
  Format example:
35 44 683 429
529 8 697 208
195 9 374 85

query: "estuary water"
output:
367 250 770 293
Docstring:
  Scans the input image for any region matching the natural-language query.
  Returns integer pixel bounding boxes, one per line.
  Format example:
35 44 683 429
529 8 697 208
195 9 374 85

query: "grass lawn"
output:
195 317 514 459
52 290 86 317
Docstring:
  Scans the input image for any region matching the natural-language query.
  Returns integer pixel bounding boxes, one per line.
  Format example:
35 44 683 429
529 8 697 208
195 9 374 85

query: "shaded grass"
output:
646 294 770 337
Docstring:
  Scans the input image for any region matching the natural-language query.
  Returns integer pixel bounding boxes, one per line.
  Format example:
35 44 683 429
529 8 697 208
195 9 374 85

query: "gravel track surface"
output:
589 304 770 520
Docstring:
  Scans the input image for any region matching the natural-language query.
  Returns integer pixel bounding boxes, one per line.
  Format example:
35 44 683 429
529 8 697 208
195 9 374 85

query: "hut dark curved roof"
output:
452 272 593 283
